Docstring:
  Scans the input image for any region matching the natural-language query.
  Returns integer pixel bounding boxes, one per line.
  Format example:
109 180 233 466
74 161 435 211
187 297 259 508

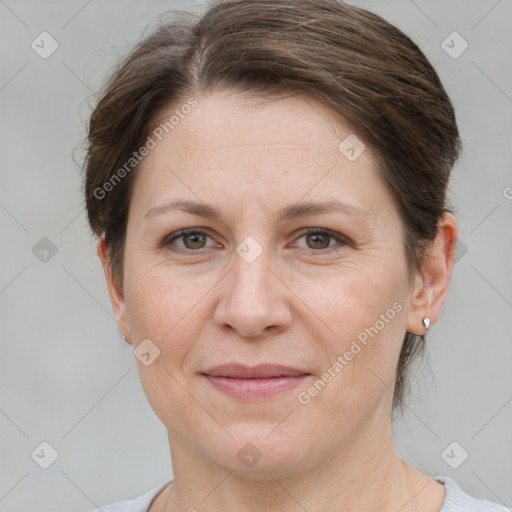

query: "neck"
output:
155 415 444 512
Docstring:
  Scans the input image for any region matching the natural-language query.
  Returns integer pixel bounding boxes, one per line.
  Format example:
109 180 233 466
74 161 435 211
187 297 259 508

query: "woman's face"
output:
101 91 441 476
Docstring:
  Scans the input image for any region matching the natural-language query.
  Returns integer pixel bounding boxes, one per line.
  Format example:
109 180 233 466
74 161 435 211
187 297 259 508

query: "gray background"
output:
0 0 511 510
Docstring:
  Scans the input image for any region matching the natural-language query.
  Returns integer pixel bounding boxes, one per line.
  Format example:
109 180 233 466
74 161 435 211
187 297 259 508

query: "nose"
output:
213 246 293 339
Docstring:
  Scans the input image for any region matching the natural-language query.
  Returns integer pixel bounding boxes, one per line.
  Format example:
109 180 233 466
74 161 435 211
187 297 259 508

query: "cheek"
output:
124 259 220 365
123 264 209 429
291 255 402 333
292 260 406 392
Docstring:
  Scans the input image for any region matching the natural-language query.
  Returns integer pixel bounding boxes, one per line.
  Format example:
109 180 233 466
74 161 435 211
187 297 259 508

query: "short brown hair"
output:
82 0 462 412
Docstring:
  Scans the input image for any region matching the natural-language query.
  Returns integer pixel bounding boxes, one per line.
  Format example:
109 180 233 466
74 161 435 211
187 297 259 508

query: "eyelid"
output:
295 227 348 243
163 227 219 250
292 227 348 252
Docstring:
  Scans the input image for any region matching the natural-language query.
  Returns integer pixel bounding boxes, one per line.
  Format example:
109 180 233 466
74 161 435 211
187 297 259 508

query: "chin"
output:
202 426 316 478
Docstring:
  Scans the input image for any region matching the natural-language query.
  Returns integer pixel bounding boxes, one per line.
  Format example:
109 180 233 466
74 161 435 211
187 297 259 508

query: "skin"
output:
98 91 458 511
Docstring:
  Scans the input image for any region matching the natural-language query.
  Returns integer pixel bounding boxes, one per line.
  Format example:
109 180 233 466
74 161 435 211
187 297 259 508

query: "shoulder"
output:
438 476 511 512
85 481 171 512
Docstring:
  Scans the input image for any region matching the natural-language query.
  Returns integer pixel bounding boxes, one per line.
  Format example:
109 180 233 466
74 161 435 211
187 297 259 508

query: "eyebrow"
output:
143 199 371 223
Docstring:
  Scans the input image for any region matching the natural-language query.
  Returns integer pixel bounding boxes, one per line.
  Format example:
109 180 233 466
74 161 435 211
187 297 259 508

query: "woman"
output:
83 0 508 510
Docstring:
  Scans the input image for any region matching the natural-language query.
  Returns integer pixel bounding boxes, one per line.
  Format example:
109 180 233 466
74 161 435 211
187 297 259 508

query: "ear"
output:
97 234 132 344
405 212 459 335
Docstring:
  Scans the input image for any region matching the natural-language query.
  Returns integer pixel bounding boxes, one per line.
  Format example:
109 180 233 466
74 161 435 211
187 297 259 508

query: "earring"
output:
422 317 431 330
120 332 126 342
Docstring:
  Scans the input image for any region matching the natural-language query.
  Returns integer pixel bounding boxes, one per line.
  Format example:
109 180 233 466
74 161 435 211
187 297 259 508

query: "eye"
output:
163 227 348 255
293 228 347 253
164 228 217 253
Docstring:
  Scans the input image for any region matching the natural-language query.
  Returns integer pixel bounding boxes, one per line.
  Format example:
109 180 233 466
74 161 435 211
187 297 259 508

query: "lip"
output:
201 363 311 400
203 363 309 378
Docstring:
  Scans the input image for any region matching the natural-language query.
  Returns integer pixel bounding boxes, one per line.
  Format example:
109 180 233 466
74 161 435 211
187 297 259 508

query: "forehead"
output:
129 91 393 223
148 91 368 162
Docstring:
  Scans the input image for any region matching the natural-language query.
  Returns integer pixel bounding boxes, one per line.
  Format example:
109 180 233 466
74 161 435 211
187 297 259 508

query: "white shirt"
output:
87 476 511 512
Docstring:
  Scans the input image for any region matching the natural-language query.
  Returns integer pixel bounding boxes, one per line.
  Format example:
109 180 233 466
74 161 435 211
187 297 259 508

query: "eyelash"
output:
163 227 348 255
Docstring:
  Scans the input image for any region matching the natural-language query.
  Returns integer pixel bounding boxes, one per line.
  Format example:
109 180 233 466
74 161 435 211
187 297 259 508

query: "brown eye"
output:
165 229 215 253
294 228 347 253
163 227 346 255
305 232 331 250
181 232 207 249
